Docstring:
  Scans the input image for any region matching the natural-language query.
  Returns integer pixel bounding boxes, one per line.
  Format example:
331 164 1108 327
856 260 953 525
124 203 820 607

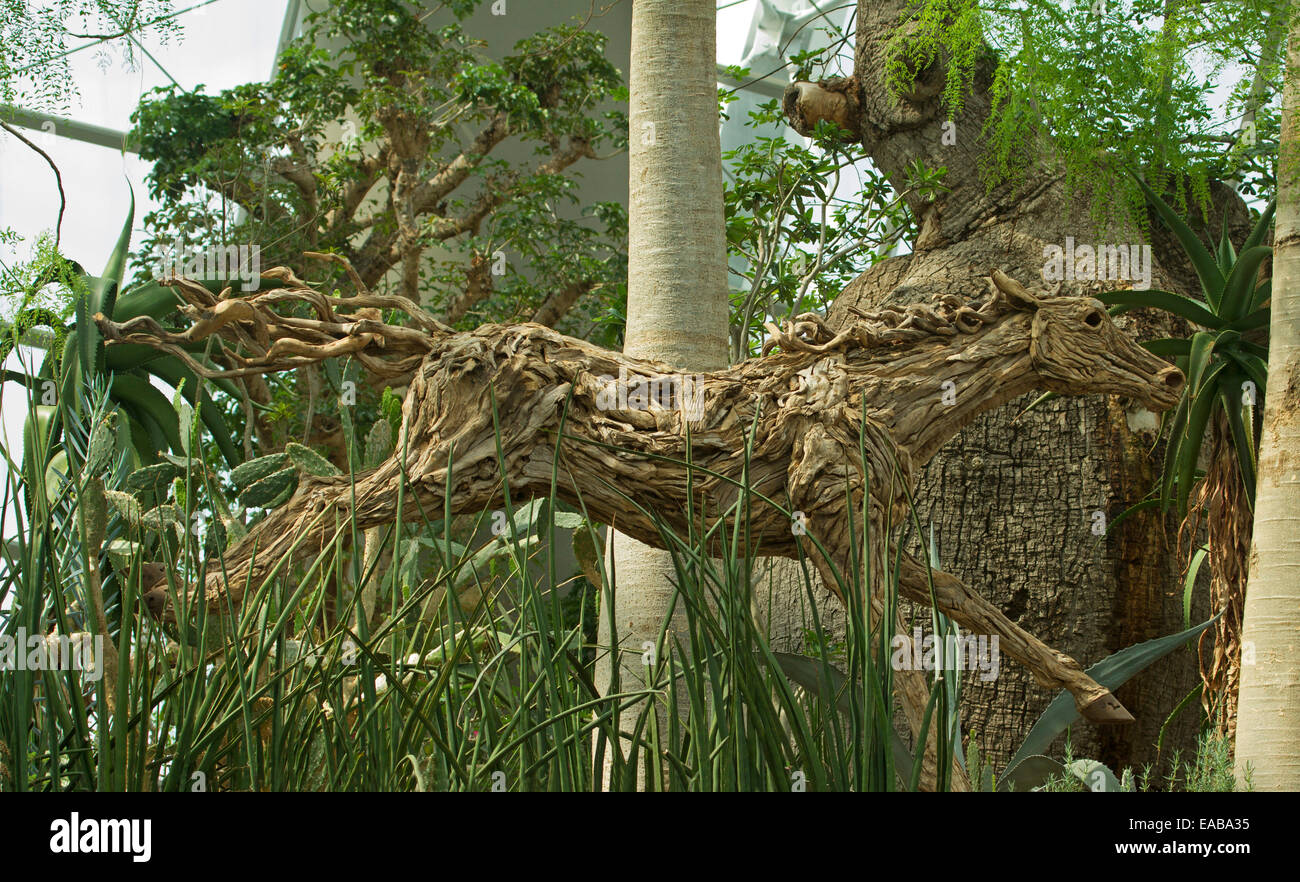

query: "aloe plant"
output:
1099 175 1273 515
10 192 248 505
1099 174 1273 735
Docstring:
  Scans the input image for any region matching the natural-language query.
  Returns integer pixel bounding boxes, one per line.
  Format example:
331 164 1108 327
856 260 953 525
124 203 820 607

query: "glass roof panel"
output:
52 0 291 133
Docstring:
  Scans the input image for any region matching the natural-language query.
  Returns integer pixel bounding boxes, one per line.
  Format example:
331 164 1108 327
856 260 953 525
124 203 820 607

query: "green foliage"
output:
994 613 1221 791
0 365 956 791
129 0 629 336
885 0 1286 223
1101 178 1273 515
0 233 81 368
5 197 244 523
1028 730 1241 792
721 94 914 360
0 0 180 114
1166 730 1242 792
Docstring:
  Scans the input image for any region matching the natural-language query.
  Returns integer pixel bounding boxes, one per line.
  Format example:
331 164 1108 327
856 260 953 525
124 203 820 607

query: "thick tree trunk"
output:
773 0 1237 773
595 0 731 789
1235 5 1300 791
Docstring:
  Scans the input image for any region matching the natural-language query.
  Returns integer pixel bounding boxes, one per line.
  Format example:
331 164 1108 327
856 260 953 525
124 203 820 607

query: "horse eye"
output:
1084 310 1103 327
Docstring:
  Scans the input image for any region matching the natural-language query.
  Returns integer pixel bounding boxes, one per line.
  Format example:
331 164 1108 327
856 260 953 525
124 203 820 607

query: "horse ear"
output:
990 270 1041 311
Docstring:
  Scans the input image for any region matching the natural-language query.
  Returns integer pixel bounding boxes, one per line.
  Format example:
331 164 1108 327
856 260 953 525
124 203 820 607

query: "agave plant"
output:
7 192 251 504
1100 177 1273 515
1099 174 1273 737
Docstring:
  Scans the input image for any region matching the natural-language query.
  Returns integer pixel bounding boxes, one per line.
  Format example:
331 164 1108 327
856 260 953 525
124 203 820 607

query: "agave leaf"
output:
1160 390 1190 511
1216 223 1235 274
1140 337 1194 357
143 356 242 468
112 281 182 322
1185 331 1218 396
1219 383 1257 510
1098 289 1222 328
110 373 183 454
1066 759 1124 792
1182 545 1208 630
43 450 70 506
997 754 1065 792
92 185 134 319
1176 360 1226 514
1006 614 1221 772
1224 307 1270 333
1104 496 1162 535
1219 246 1272 323
1130 172 1225 302
1241 199 1276 253
1222 348 1267 406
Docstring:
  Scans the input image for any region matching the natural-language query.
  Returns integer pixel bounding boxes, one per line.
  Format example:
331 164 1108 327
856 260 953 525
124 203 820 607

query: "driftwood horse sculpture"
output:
97 257 1182 737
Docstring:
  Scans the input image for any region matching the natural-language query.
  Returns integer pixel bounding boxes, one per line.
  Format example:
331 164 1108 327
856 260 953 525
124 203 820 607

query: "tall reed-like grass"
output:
0 364 952 791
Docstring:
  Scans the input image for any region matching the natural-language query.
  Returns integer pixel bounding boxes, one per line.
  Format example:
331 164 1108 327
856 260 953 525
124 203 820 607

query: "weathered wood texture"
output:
97 265 1182 731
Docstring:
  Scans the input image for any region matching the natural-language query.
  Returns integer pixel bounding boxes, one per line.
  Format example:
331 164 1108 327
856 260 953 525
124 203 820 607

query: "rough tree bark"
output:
773 0 1248 772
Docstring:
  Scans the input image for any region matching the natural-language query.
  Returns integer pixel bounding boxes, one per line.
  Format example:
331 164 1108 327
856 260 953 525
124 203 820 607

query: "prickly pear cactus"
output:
85 415 117 475
286 442 341 477
240 467 297 508
230 452 289 493
126 462 181 496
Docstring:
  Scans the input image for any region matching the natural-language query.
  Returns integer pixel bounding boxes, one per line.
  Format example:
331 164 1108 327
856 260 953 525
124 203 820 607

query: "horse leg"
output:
895 551 1133 724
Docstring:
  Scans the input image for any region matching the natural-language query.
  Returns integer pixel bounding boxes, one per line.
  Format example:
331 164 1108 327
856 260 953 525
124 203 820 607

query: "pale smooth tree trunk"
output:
1235 1 1300 791
595 0 730 788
